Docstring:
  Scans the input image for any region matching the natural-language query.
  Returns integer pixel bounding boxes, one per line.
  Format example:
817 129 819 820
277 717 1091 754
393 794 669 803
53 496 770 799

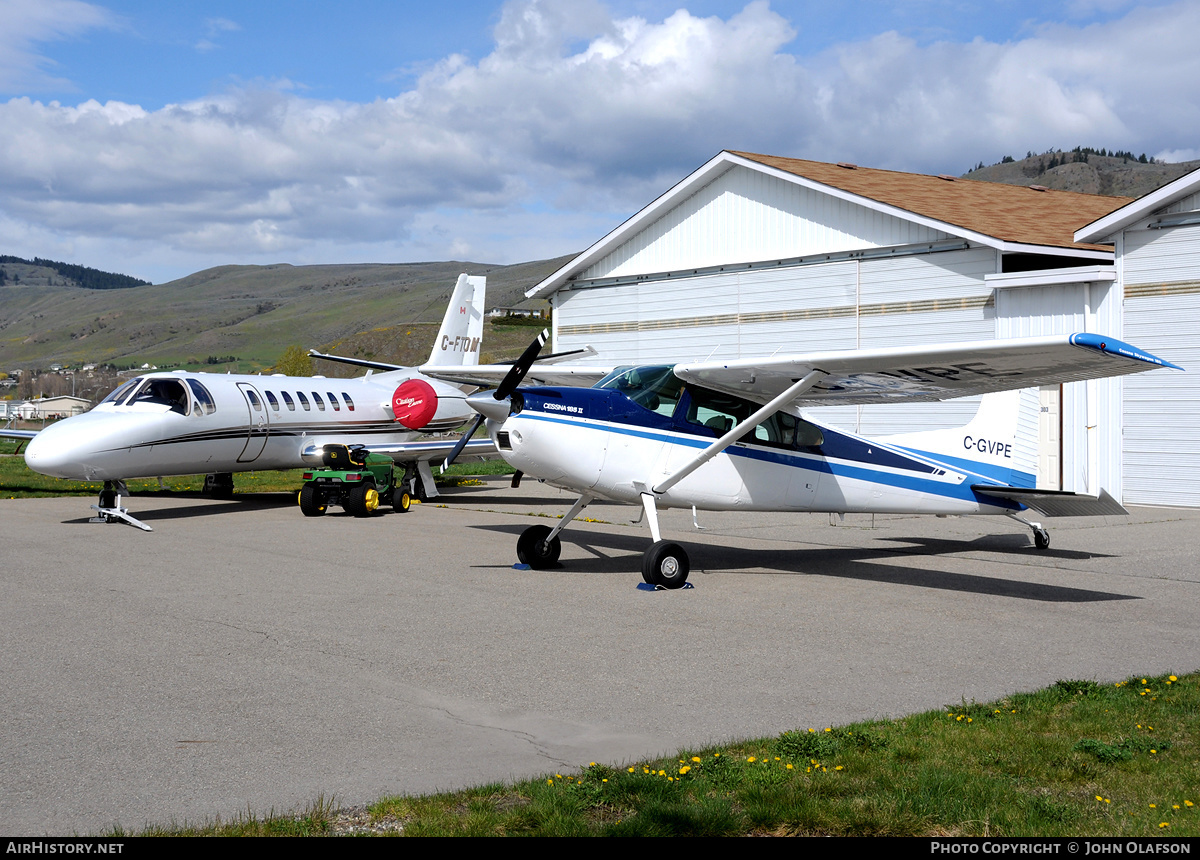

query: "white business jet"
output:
10 274 495 530
435 330 1180 588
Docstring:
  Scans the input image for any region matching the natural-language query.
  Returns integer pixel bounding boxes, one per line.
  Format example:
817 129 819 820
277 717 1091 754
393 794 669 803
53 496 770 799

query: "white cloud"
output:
0 0 116 93
0 0 1197 281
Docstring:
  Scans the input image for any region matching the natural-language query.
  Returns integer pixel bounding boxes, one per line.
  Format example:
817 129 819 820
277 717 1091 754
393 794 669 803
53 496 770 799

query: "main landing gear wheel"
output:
298 484 326 517
98 488 117 509
1033 528 1050 550
347 484 379 518
642 540 690 589
392 489 412 512
517 524 561 568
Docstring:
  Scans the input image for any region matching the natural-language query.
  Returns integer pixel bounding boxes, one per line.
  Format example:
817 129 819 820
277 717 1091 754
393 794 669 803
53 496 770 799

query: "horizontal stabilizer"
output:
971 485 1128 517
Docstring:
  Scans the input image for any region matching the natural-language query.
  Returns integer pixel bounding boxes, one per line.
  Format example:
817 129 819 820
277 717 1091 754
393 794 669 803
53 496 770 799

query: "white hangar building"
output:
527 150 1197 506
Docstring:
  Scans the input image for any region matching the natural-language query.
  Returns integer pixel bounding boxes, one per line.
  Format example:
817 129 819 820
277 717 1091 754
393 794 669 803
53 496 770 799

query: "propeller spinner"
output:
444 328 549 466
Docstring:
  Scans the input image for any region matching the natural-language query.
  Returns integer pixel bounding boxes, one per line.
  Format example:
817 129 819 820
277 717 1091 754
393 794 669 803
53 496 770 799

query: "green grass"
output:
100 672 1200 837
0 439 511 499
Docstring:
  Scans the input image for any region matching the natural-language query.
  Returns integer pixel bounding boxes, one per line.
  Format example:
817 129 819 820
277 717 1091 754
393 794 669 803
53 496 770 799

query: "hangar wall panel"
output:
1121 223 1200 507
581 165 952 281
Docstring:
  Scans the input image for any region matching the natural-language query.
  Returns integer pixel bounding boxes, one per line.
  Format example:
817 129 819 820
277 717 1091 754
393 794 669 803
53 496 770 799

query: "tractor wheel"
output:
299 484 326 517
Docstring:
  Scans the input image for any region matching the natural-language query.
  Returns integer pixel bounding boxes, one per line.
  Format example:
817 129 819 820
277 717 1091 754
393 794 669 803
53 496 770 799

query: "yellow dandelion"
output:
1151 749 1157 754
679 766 690 774
747 756 756 762
1174 805 1181 810
1150 804 1157 809
824 727 832 733
1169 675 1177 681
786 763 793 770
691 757 701 763
1185 800 1194 808
1096 796 1103 802
835 765 843 771
628 767 635 773
1160 823 1169 829
547 779 553 786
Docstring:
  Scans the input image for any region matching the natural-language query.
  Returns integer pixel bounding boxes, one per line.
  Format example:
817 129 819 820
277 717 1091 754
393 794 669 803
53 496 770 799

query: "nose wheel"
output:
90 481 153 532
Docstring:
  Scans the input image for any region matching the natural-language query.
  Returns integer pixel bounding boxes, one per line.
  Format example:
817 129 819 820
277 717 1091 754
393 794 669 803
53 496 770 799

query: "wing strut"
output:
652 369 827 495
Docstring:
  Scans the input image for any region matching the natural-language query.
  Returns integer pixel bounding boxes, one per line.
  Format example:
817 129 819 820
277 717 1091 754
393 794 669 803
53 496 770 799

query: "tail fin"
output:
880 389 1039 487
426 274 486 367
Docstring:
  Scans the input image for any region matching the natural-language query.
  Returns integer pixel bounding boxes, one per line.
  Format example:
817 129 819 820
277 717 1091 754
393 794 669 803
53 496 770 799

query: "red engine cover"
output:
391 379 438 429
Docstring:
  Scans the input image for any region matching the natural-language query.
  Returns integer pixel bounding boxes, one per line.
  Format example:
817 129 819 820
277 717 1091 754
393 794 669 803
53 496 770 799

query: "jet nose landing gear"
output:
90 480 153 532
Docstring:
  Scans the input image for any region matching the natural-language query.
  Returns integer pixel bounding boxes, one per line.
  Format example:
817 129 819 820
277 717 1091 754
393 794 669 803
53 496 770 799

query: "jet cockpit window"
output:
100 377 143 406
186 379 216 415
129 378 190 415
597 365 683 417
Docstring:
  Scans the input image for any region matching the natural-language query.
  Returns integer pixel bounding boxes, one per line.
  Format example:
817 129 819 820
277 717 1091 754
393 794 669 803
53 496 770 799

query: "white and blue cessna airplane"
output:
6 274 498 530
435 330 1180 588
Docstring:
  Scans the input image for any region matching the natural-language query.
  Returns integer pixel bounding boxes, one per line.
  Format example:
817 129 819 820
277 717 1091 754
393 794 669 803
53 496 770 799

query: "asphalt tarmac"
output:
2 480 1199 834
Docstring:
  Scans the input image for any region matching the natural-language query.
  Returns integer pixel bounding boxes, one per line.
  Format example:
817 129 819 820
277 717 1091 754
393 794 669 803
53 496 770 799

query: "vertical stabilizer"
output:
427 274 486 367
880 389 1039 487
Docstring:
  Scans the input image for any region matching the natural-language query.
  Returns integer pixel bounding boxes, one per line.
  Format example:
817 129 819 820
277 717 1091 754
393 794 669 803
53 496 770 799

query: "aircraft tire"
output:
517 525 561 568
392 489 411 513
299 484 326 517
1034 528 1050 550
347 484 379 518
643 541 689 589
98 489 116 510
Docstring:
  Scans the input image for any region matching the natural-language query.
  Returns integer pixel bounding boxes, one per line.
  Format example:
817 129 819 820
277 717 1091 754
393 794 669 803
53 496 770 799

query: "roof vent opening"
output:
836 162 858 170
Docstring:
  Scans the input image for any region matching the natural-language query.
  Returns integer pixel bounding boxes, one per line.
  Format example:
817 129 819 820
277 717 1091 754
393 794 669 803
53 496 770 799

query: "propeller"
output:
444 328 549 467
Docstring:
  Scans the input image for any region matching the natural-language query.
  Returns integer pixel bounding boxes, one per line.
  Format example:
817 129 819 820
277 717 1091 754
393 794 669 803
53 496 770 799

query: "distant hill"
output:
962 147 1200 197
0 256 573 376
0 255 151 289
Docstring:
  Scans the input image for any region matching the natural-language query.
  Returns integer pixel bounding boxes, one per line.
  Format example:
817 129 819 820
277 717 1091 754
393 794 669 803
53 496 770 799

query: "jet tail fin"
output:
880 389 1040 488
426 274 486 367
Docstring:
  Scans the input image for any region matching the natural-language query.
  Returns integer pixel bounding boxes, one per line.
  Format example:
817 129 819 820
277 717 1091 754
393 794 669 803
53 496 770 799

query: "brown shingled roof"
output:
731 151 1131 252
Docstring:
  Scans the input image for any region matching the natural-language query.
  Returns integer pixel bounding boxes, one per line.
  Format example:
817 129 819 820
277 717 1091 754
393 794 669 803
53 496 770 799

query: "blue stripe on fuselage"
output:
513 411 1020 509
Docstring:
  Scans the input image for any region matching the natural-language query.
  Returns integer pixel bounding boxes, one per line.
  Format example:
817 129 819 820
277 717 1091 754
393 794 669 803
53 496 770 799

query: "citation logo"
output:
392 379 439 429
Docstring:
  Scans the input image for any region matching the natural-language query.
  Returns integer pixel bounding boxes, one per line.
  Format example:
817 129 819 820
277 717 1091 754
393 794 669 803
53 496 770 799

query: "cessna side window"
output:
101 377 143 405
186 379 216 415
328 392 340 411
342 392 354 412
265 391 280 411
312 392 325 411
282 391 295 411
597 365 683 417
297 391 311 411
684 385 822 450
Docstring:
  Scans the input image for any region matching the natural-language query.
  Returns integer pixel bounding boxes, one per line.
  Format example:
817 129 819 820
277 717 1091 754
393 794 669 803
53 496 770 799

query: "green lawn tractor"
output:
298 444 411 517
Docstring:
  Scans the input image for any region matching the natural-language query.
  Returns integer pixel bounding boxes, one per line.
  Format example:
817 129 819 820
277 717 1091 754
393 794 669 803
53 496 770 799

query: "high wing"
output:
674 333 1181 408
1 428 38 440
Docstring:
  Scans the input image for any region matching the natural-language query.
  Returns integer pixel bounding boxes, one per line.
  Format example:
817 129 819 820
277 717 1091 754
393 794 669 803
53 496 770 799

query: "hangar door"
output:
1122 223 1200 507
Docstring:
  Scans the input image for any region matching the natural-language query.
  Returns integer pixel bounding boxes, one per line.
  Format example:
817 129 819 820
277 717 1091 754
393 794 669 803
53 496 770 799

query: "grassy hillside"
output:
963 150 1200 197
0 256 572 373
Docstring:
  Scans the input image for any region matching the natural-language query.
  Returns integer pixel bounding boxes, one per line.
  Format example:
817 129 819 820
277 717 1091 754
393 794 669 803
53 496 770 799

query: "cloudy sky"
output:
1 0 1197 283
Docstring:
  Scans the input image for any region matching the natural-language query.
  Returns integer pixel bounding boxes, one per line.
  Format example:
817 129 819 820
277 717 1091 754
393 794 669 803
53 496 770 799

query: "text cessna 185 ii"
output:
433 330 1180 588
8 274 500 530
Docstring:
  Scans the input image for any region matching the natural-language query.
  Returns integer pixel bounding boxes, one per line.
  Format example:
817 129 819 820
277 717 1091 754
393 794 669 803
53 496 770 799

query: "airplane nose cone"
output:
23 423 78 478
24 413 125 479
466 390 513 423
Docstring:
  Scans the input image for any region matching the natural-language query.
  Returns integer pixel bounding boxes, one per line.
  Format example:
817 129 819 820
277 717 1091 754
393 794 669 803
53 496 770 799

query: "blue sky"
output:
2 0 1197 282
